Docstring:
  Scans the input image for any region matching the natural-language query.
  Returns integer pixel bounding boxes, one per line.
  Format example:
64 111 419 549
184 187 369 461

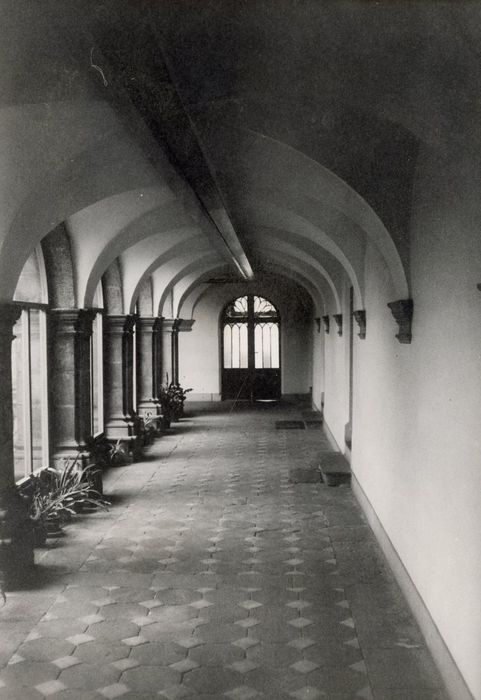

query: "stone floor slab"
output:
0 403 449 699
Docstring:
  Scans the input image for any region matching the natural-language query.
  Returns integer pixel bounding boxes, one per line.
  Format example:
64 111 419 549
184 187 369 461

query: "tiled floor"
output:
0 402 449 699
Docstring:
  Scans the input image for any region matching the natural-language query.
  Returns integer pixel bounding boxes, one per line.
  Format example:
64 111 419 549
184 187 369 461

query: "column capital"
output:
136 316 157 331
161 318 177 333
105 314 137 334
49 308 96 338
322 315 330 334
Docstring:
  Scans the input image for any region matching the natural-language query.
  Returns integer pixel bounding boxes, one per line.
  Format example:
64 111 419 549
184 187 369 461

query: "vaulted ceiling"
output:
3 1 481 314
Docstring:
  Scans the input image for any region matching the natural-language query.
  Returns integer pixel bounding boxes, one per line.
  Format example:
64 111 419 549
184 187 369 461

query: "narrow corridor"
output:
0 404 448 699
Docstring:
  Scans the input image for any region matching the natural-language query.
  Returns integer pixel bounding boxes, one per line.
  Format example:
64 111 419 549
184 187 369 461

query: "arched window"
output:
222 295 280 400
12 247 49 481
91 283 104 436
133 302 139 413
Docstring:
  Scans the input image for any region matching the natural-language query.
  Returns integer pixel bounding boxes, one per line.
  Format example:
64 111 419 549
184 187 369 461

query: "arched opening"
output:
221 295 280 401
12 246 49 481
91 282 104 437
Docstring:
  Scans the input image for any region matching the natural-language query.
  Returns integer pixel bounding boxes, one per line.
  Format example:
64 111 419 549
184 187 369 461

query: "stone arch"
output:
40 223 75 308
178 263 325 320
205 125 410 298
227 196 366 307
157 253 224 317
136 278 154 317
13 244 49 305
252 247 339 313
0 110 158 303
73 196 197 308
126 236 212 314
254 234 342 312
101 259 123 315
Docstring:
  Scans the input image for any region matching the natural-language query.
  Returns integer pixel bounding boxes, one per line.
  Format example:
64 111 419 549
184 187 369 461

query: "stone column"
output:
49 309 96 462
152 317 163 401
0 303 34 587
104 315 137 440
136 317 161 421
172 320 180 385
125 315 137 422
161 319 177 386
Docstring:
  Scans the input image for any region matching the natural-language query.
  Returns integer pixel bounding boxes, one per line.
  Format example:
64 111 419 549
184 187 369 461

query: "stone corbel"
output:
176 319 195 332
333 314 343 337
322 315 330 334
353 310 366 339
387 299 413 344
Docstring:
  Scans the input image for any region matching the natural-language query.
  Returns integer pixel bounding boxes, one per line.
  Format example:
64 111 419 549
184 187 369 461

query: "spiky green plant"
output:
27 456 109 524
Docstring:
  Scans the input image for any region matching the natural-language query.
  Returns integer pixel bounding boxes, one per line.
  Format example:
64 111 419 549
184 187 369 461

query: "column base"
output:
137 400 162 438
51 445 104 497
50 446 90 470
137 400 161 421
105 418 143 466
105 417 137 441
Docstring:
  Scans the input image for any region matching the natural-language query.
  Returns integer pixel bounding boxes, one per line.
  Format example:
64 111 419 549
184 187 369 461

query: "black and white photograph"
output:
0 2 479 699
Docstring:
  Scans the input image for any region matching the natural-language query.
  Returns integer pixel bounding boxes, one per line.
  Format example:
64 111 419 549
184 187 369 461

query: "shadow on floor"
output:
8 563 72 593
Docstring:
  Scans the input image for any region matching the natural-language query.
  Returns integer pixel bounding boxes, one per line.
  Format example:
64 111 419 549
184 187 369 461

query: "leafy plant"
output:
137 416 158 446
107 439 131 467
85 435 111 473
22 456 109 528
159 383 192 421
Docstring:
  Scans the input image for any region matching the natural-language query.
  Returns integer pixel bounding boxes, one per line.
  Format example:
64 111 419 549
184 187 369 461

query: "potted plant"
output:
107 438 131 467
21 456 109 543
84 436 112 493
160 383 192 424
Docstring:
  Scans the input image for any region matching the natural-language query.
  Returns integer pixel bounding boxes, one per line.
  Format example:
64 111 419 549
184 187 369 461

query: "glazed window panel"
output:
223 323 248 368
12 315 27 482
224 295 248 319
29 309 44 471
253 296 278 318
132 319 137 412
91 312 104 436
254 322 280 369
12 308 49 481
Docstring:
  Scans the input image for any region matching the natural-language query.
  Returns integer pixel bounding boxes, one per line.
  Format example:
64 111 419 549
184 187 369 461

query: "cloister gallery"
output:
0 2 480 699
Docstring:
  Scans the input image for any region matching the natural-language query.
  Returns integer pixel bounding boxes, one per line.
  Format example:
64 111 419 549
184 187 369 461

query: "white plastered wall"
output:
349 144 481 700
316 278 352 450
178 282 314 401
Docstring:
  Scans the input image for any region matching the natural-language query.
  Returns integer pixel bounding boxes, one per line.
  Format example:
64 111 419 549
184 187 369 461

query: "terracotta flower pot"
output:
46 516 62 538
32 522 47 547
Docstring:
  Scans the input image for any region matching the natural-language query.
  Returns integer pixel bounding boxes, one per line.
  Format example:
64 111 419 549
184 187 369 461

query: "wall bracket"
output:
333 314 343 336
387 299 413 344
353 310 366 339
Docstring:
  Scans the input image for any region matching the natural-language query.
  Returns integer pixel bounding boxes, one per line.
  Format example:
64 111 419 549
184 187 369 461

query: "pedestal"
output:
0 303 34 588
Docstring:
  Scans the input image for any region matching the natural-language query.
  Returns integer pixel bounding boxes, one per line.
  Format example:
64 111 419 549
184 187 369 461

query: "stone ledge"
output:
319 452 351 487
